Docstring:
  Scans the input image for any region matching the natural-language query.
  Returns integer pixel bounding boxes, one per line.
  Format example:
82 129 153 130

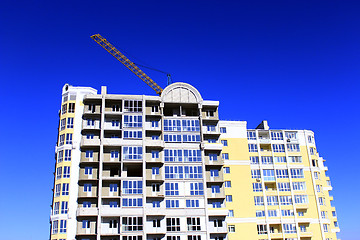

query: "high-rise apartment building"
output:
50 83 339 240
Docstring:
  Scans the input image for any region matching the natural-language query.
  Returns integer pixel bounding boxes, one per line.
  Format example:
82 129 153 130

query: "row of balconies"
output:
78 185 225 199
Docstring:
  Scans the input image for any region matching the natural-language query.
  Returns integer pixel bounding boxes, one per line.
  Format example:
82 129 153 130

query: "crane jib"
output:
91 34 163 95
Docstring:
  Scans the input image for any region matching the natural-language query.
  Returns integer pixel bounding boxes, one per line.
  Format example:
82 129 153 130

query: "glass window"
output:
123 146 142 160
67 118 74 128
123 181 142 194
221 140 228 146
62 183 69 195
165 182 179 196
271 131 283 140
124 100 142 112
220 127 227 133
186 199 200 208
226 195 233 202
247 131 256 140
222 153 229 160
122 198 143 207
224 167 230 174
272 144 285 152
63 166 70 178
248 144 258 152
190 183 204 195
123 115 142 128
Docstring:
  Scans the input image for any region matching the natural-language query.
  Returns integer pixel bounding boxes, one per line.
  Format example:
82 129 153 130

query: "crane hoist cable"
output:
90 34 164 95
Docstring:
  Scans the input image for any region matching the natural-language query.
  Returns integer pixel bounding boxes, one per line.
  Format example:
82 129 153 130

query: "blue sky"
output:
0 0 359 239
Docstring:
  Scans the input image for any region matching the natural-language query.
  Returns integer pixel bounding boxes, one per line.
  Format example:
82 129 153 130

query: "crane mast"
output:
91 34 164 95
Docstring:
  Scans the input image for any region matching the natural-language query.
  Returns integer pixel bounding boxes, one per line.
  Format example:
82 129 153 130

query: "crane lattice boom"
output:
91 34 163 95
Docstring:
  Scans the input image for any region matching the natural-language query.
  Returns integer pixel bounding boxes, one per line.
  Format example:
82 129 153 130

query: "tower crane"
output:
91 34 170 95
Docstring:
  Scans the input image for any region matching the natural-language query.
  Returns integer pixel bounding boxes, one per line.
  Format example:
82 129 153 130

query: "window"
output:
294 195 308 204
287 144 300 152
188 236 201 240
184 166 203 179
252 183 262 192
334 221 339 227
110 184 118 192
274 156 286 163
211 185 220 194
267 196 279 205
164 149 183 162
210 169 219 177
228 210 234 217
60 118 66 130
212 201 221 208
59 134 65 146
222 153 229 160
112 119 120 127
263 169 275 181
84 183 92 192
123 146 142 160
68 103 75 113
224 167 230 174
152 201 160 208
190 182 204 195
221 140 228 146
82 220 90 229
207 125 216 132
250 156 259 164
261 156 273 164
281 209 294 216
123 181 142 194
276 169 289 178
67 118 74 128
57 150 63 163
187 217 201 231
165 182 179 196
256 210 265 217
151 135 159 140
83 201 91 208
283 223 297 233
316 184 322 192
209 153 218 161
55 184 61 197
186 199 200 208
62 183 69 195
112 104 121 112
298 211 304 216
56 167 62 179
151 120 159 128
122 198 143 207
332 211 337 217
122 217 143 231
321 211 328 219
124 115 142 128
61 104 67 114
165 166 183 179
153 219 161 228
228 225 235 232
268 210 277 217
124 100 142 112
64 149 71 161
110 201 118 208
150 151 159 160
85 150 93 159
289 156 302 163
247 131 256 140
53 202 59 214
251 169 261 178
272 144 285 152
52 220 59 234
214 219 223 227
257 224 267 234
248 144 258 152
164 119 182 131
226 195 233 202
152 167 159 175
87 119 95 126
254 196 264 206
279 196 292 205
109 219 118 229
319 197 325 205
310 147 315 155
151 105 159 113
61 201 68 214
314 171 319 179
206 110 215 117
166 199 179 208
220 127 227 133
225 181 231 188
271 131 283 140
323 224 329 232
290 168 304 178
164 134 182 142
66 133 72 144
183 134 201 142
152 183 160 192
63 166 70 178
110 150 119 160
86 133 94 139
124 130 142 139
278 182 290 191
167 237 180 240
166 218 180 231
285 132 297 139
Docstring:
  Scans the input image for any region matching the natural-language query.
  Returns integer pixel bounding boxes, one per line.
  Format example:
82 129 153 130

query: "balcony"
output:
258 138 271 144
145 122 162 131
203 143 223 151
77 207 99 216
81 138 100 147
207 189 225 199
299 231 313 237
208 209 228 216
206 171 224 183
145 140 165 148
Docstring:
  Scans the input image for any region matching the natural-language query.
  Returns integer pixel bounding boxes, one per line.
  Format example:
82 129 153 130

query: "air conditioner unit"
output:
256 178 261 182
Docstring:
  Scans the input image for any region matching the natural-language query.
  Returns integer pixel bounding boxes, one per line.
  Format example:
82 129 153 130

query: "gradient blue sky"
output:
0 0 359 239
